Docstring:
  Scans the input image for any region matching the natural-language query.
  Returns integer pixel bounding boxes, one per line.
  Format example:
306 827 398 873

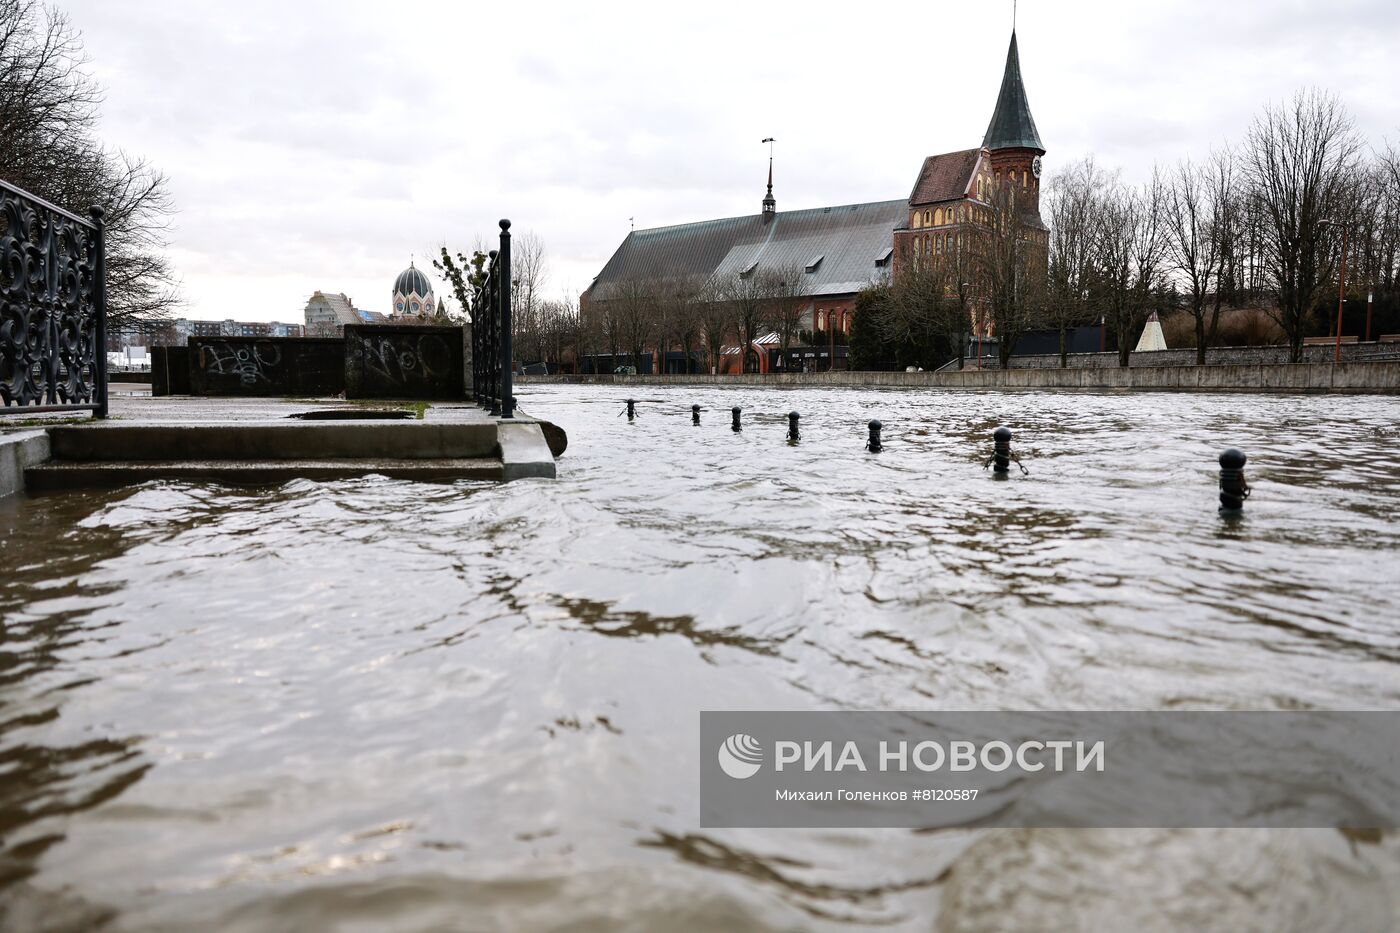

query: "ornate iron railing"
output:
470 218 514 418
0 178 107 417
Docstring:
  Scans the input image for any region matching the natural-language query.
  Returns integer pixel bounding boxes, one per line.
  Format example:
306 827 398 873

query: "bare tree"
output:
973 177 1044 367
720 272 774 373
1242 89 1364 361
765 265 808 353
697 278 735 375
510 231 548 362
1095 171 1167 366
1165 150 1244 363
657 273 706 375
1045 157 1106 366
611 277 657 373
2 0 179 325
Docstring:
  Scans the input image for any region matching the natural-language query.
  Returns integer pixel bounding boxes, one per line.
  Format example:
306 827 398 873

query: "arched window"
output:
923 210 930 226
912 212 922 228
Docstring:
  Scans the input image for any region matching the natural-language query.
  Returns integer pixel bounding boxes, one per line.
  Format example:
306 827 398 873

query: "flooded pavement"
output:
1 385 1398 931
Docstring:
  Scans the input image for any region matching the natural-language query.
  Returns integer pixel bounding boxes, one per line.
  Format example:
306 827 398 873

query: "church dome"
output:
394 262 432 298
392 260 435 316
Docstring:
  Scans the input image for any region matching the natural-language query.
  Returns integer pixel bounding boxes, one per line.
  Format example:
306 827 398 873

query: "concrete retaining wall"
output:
152 346 190 395
343 325 467 401
519 361 1400 393
999 341 1400 370
188 337 345 396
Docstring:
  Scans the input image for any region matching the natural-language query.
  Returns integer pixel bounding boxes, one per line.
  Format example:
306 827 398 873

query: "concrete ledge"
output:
521 360 1400 393
47 422 500 461
497 422 557 481
0 430 51 498
24 458 502 492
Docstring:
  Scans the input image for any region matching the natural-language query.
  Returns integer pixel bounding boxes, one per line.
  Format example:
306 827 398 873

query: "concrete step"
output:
47 422 499 462
25 458 502 491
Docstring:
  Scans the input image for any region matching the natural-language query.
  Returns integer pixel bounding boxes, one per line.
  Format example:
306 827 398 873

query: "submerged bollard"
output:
992 426 1012 474
692 404 701 425
788 411 800 442
732 406 742 432
867 419 882 453
1219 448 1249 511
626 398 636 421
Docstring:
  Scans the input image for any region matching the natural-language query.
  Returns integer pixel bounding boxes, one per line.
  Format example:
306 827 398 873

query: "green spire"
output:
982 31 1044 153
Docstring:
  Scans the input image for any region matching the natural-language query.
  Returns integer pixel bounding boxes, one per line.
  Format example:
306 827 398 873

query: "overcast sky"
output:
62 0 1400 323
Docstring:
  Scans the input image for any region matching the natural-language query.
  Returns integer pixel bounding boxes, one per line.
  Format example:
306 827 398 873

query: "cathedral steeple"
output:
982 31 1044 154
761 137 776 216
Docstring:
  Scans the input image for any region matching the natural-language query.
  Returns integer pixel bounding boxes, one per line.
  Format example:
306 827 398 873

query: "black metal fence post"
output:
499 219 514 419
486 250 501 416
90 206 108 418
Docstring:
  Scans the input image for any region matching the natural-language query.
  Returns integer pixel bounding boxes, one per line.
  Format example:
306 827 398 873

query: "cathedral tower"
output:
983 30 1046 223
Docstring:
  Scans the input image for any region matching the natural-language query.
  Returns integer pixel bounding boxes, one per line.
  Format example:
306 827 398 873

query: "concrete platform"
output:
25 458 502 491
5 396 558 494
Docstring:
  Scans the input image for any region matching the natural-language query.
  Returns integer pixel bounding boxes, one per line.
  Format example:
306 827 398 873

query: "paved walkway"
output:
103 395 503 425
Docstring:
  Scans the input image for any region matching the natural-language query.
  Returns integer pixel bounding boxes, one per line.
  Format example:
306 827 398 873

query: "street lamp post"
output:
1366 291 1374 343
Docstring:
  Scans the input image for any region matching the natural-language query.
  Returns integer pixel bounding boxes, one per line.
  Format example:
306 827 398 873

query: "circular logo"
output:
717 733 763 779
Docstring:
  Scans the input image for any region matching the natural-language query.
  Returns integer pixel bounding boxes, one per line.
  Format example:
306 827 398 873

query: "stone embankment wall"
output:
519 361 1400 393
995 341 1399 370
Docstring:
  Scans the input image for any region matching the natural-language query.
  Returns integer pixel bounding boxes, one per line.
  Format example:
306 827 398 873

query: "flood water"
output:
2 385 1399 931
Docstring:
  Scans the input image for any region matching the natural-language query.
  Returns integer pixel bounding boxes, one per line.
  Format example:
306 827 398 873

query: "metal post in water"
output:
788 411 800 442
993 426 1012 474
867 419 882 452
498 219 514 419
1219 448 1249 511
626 398 636 421
732 406 742 432
692 404 701 425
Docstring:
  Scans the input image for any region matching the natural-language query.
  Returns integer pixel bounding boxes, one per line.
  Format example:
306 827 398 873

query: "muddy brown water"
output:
1 386 1398 931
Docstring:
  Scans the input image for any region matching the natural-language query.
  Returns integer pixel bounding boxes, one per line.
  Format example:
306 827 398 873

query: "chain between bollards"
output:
731 407 742 432
1219 448 1249 511
867 420 882 453
692 404 701 425
787 411 800 442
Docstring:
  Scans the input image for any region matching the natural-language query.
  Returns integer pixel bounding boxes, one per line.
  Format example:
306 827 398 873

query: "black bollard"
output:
692 404 701 425
1219 448 1249 511
732 406 742 432
626 398 636 421
788 411 800 442
992 426 1012 474
867 419 882 453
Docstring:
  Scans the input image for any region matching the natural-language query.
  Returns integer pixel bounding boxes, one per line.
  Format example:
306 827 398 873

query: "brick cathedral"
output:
581 28 1046 373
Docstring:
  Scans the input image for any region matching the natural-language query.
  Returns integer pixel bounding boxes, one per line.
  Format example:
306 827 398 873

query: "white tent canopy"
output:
1134 312 1167 352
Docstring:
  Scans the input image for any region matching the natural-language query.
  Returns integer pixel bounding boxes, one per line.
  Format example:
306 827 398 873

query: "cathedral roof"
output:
909 148 982 205
982 31 1044 153
585 199 907 303
394 262 432 297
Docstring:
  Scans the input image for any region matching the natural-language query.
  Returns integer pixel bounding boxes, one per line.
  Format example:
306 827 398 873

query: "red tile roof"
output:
909 149 982 205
